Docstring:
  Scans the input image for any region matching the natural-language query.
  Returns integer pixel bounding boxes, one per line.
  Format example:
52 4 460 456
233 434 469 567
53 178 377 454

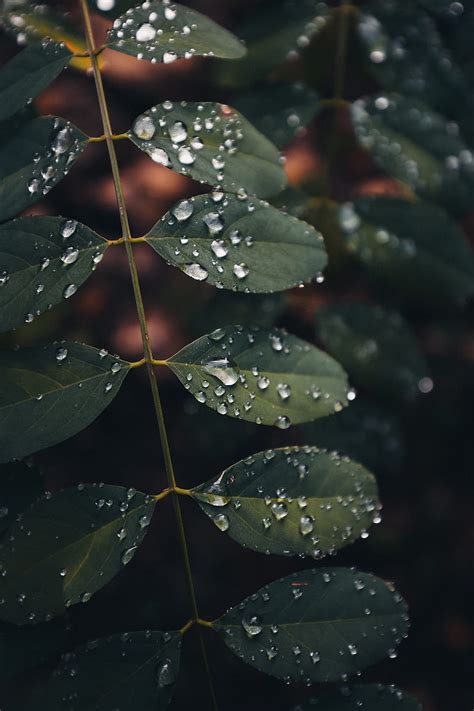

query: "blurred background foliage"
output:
0 1 473 709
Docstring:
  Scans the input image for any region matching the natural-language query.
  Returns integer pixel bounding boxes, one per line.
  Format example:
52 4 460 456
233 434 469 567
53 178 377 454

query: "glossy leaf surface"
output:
145 192 326 293
340 197 474 307
292 683 422 710
214 567 409 683
0 116 88 223
192 446 380 556
0 39 72 123
0 342 130 463
317 303 430 403
28 630 181 709
168 325 349 426
129 101 286 198
0 484 156 624
0 216 107 333
107 1 245 61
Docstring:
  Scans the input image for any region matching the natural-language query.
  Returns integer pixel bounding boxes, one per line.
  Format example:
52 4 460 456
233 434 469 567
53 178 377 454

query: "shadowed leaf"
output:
129 101 286 198
0 461 43 535
0 484 156 624
145 192 326 293
168 325 350 426
214 566 409 683
192 446 380 556
0 342 130 463
291 683 422 710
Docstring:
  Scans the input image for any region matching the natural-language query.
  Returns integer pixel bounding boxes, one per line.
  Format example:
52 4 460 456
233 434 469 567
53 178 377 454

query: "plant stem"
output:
78 3 219 708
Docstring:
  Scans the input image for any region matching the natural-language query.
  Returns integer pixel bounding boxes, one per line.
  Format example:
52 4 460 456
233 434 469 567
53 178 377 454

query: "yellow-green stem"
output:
78 3 218 708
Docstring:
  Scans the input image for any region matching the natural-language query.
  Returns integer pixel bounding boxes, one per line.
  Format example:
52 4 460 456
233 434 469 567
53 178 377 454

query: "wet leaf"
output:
291 683 422 710
107 1 245 62
233 82 320 148
145 192 326 293
129 101 286 198
214 566 409 683
214 0 330 89
271 186 311 218
0 216 108 333
89 0 136 17
351 94 474 216
317 303 431 403
192 446 380 556
340 197 474 307
28 630 180 709
167 325 349 426
0 461 44 536
0 39 72 123
0 116 88 223
0 484 156 624
0 342 130 463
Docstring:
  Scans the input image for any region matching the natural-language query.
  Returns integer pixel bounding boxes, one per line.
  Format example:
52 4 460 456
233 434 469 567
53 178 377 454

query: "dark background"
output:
0 1 473 709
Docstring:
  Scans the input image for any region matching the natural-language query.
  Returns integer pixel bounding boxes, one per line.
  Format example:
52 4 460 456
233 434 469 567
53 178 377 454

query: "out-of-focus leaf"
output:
129 101 286 198
233 82 320 148
167 325 350 426
214 566 409 683
0 342 130 463
89 0 136 17
190 292 285 339
0 216 108 333
0 39 71 123
317 303 431 403
340 197 474 307
351 94 474 216
192 446 380 556
357 4 470 118
0 461 43 535
271 186 311 218
0 116 88 223
0 484 156 624
214 0 330 89
0 618 67 680
291 684 422 710
301 397 405 476
27 630 181 709
107 1 245 62
304 197 350 269
145 192 326 293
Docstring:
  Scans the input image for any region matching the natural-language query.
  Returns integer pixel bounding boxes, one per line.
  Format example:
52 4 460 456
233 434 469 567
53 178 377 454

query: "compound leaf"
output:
107 0 244 62
145 192 326 293
0 342 130 463
291 684 422 710
0 39 72 123
192 446 380 556
214 566 409 683
0 216 108 333
167 325 350 426
316 303 431 403
129 101 286 198
0 116 88 223
340 197 474 307
0 484 156 624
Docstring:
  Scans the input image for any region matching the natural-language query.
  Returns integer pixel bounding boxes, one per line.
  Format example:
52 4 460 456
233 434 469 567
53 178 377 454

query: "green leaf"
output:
214 566 409 683
291 684 422 710
301 397 405 477
340 197 474 308
356 5 469 118
89 0 136 18
316 303 431 403
192 446 380 556
351 94 474 216
0 461 44 535
107 1 245 62
0 216 108 333
233 82 320 149
0 484 156 624
167 325 350 426
214 0 330 89
0 116 88 223
0 39 72 123
145 192 326 293
129 101 286 199
28 630 181 710
271 186 311 218
0 342 130 463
